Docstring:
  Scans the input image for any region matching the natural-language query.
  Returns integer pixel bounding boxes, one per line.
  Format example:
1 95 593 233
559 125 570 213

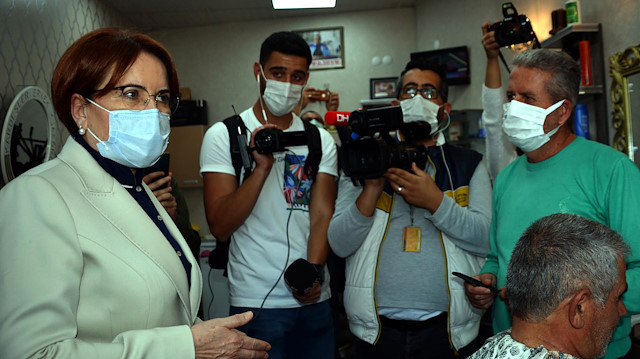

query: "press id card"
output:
402 227 422 252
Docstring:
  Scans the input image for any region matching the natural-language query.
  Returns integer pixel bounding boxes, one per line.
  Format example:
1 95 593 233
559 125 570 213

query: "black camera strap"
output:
211 114 322 274
223 114 253 183
223 114 322 186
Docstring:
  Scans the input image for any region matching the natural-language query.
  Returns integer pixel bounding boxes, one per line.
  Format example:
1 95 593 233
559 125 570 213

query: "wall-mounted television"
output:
410 46 470 86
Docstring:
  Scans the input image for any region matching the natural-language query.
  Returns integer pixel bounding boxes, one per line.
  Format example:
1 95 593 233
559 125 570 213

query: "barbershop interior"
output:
1 0 640 358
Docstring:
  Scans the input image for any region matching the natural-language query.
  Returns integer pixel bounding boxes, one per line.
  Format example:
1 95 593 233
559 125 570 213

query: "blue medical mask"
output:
85 99 170 168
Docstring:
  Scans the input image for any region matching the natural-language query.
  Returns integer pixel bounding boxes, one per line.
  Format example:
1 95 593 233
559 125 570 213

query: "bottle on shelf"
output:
565 0 581 25
574 103 590 140
578 40 593 86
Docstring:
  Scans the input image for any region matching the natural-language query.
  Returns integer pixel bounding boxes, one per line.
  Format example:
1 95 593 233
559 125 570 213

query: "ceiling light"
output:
272 0 336 9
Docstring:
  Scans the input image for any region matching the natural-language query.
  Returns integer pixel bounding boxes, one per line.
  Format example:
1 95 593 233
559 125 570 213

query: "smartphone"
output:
309 90 330 101
452 272 499 293
144 153 170 176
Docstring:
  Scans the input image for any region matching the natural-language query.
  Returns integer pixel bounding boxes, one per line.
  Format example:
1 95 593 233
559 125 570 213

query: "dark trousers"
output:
230 301 334 359
350 313 481 359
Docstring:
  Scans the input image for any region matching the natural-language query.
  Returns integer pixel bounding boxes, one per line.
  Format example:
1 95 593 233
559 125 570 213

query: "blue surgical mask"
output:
85 99 170 168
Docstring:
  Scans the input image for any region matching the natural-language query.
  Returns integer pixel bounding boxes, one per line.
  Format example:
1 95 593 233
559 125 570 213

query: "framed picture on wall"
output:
370 77 398 99
294 27 344 70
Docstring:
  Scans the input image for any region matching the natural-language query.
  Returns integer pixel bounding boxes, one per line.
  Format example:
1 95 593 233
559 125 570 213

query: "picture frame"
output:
370 77 399 99
294 27 344 70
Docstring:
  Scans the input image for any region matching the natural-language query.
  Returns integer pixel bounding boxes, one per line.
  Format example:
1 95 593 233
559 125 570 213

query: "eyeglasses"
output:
88 85 180 114
402 86 440 100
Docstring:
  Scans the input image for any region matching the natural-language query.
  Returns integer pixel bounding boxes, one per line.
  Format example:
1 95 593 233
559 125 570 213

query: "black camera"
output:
488 2 535 47
341 139 428 179
347 106 404 136
338 106 429 180
253 128 308 154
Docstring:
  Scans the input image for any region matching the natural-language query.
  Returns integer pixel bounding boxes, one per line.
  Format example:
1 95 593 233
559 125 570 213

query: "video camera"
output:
253 128 308 154
488 2 535 47
331 106 429 180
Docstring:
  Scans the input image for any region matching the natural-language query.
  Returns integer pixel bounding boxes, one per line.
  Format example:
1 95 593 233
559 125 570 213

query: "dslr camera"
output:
488 2 535 47
338 106 429 180
253 128 308 154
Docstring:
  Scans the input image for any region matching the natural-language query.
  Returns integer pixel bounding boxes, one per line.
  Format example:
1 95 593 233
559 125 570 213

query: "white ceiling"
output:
102 0 417 31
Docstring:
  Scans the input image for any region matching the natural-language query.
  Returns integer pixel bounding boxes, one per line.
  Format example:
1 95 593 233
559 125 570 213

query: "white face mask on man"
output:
502 99 565 152
400 95 441 132
398 95 448 145
258 66 305 117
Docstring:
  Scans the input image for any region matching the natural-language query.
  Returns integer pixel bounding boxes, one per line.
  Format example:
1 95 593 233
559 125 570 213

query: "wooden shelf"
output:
541 23 601 48
541 23 608 144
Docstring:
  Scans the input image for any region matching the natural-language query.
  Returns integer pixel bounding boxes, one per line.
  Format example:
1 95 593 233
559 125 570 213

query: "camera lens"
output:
254 128 277 153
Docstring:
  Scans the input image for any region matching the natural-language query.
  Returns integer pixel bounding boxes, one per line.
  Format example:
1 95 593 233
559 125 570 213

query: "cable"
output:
498 31 540 74
499 50 511 74
207 265 215 320
439 145 455 194
253 149 305 320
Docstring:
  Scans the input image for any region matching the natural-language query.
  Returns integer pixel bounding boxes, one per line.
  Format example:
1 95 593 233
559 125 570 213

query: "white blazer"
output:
0 137 202 359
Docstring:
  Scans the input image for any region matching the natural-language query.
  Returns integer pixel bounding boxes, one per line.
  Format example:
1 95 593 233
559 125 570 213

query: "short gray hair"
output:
507 213 630 322
512 49 581 110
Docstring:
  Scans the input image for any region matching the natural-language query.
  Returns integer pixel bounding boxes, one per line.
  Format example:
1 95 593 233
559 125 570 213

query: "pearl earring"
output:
78 125 86 135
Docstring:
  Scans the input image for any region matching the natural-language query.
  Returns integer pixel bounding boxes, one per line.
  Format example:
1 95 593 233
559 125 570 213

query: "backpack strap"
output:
302 120 322 182
223 115 322 184
223 115 252 186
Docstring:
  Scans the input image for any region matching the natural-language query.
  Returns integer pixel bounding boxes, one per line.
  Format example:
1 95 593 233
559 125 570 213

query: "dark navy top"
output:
74 136 191 287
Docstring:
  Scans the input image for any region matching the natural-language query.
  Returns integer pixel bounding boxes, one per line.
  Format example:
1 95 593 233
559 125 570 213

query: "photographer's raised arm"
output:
480 21 518 181
202 126 275 241
482 21 502 89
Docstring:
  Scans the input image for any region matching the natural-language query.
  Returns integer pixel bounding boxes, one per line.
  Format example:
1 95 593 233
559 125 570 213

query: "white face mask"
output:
86 99 170 168
258 66 305 117
502 99 565 152
309 119 325 129
399 95 448 145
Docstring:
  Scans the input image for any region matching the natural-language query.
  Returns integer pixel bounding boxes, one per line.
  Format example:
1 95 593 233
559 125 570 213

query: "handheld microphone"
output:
284 258 323 295
324 111 352 126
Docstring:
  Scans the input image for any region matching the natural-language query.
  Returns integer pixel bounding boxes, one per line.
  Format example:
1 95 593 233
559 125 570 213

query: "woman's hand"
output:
191 311 271 359
143 171 178 221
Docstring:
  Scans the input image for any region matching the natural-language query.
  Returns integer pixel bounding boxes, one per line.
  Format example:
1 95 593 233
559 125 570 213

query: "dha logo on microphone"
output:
336 113 349 123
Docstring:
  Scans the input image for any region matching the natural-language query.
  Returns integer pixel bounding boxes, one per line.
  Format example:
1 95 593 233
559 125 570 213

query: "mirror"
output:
1 86 58 183
610 44 640 166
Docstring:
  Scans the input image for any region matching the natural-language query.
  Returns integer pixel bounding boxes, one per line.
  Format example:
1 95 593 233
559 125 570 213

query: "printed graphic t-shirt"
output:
200 107 338 308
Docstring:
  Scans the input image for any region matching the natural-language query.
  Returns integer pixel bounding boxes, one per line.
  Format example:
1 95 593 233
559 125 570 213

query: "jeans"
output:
230 300 335 359
350 313 481 359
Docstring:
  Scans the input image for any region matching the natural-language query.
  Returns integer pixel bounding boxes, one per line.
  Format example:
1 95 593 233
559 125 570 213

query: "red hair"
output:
51 27 179 134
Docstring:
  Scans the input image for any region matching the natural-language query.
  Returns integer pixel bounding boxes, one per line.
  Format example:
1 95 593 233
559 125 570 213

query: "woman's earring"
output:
78 125 86 135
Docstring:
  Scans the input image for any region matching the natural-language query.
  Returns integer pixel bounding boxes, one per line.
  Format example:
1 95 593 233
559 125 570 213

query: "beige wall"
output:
2 0 639 237
0 0 131 156
150 8 418 236
154 1 640 239
150 7 417 121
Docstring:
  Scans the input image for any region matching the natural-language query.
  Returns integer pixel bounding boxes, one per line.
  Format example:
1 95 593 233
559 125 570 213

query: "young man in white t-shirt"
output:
199 31 338 359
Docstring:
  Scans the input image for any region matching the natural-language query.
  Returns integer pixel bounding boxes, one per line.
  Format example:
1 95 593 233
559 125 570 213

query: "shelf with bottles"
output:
446 109 486 155
540 23 608 144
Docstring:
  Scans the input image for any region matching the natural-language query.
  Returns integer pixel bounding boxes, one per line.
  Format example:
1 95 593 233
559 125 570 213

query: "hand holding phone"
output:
144 153 170 176
142 153 170 190
452 272 499 293
308 90 330 101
